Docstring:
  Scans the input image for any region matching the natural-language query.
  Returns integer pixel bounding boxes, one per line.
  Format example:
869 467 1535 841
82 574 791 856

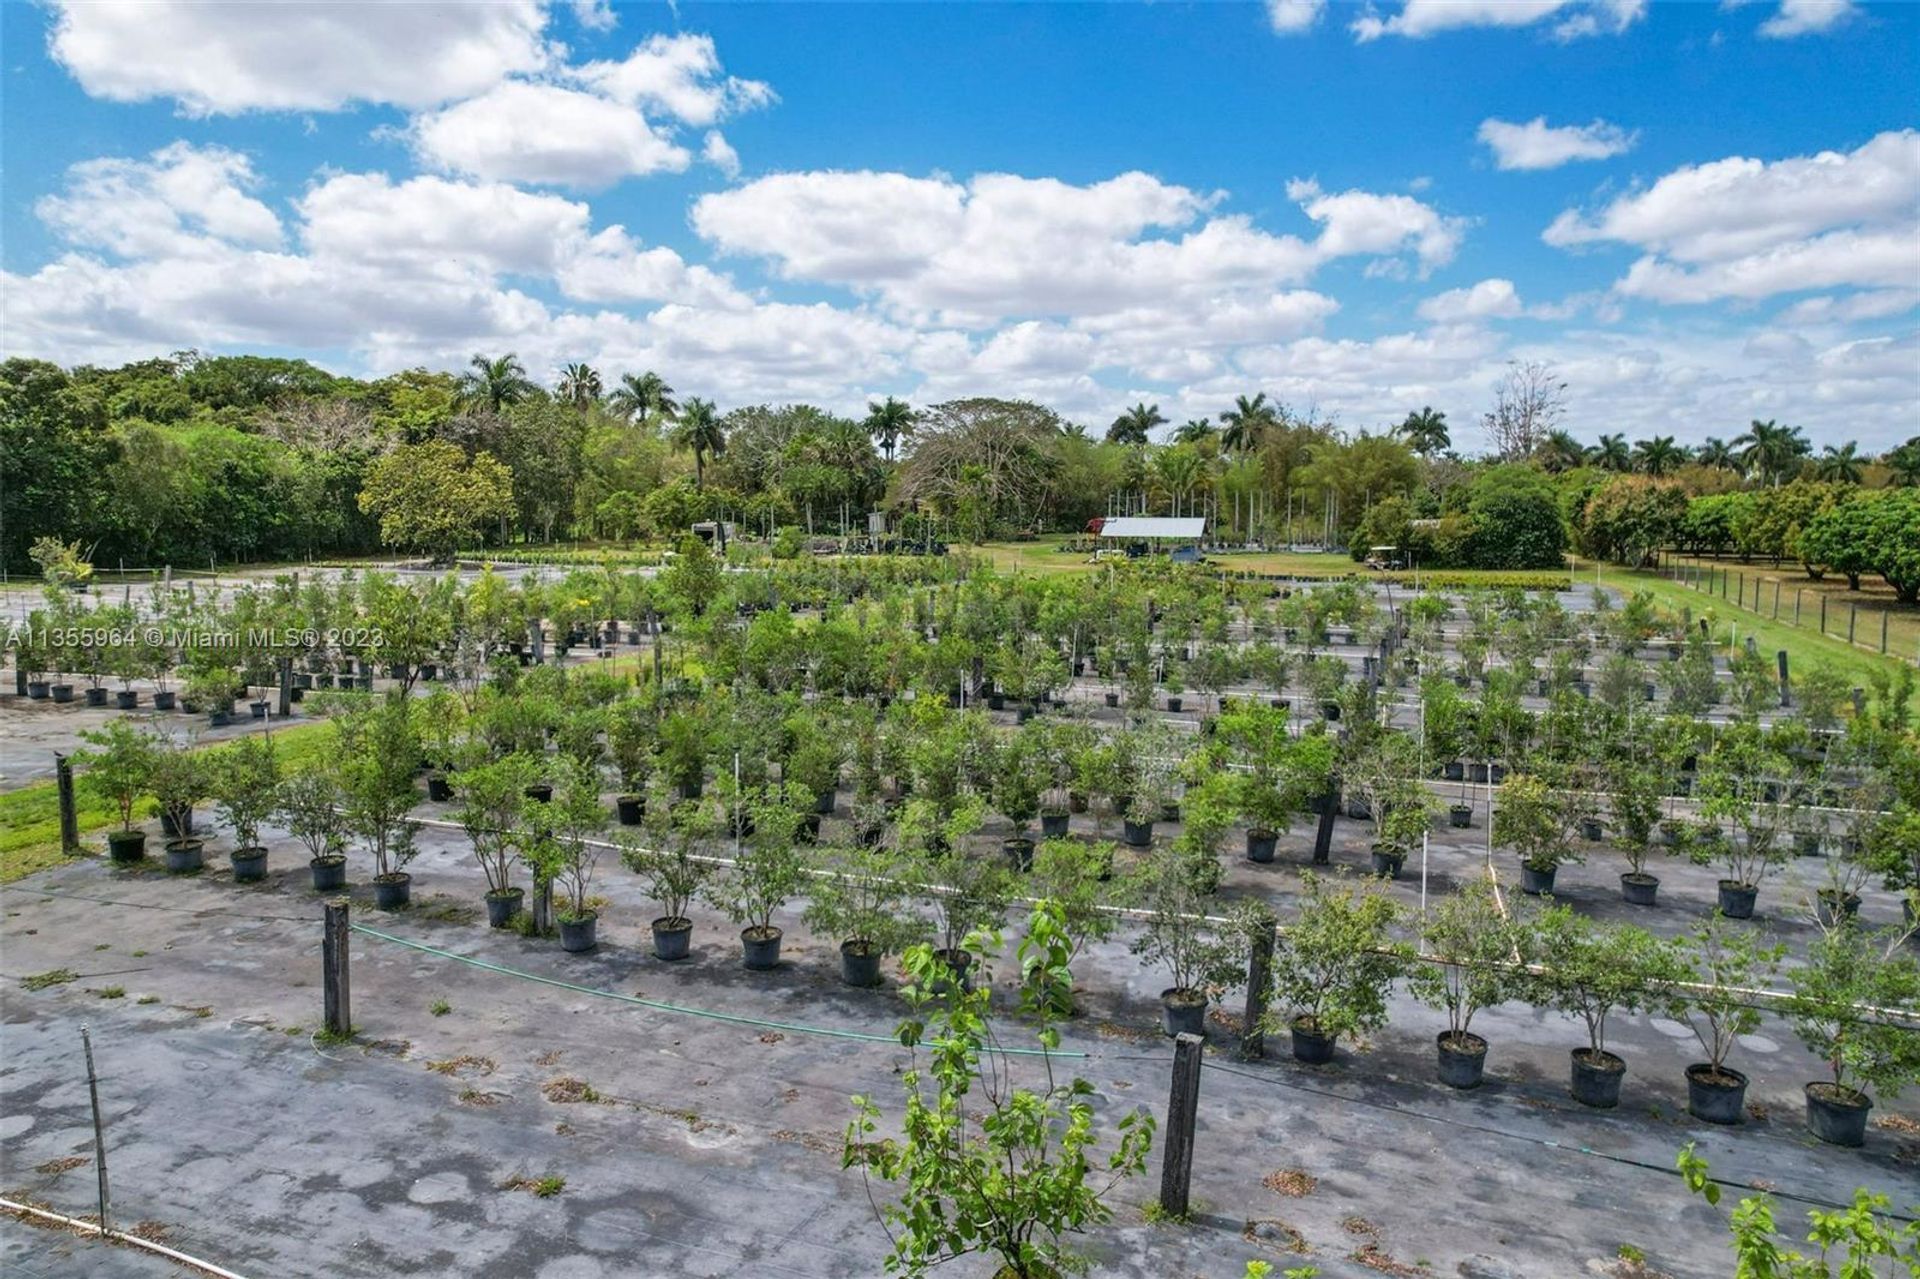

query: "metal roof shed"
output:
1097 517 1205 540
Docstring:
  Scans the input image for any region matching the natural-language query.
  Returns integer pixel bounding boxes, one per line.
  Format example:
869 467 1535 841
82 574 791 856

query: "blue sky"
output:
3 0 1916 450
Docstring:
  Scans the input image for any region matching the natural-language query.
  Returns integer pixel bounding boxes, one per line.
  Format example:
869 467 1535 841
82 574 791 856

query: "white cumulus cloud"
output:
1266 0 1326 34
409 82 689 186
1477 117 1637 170
1418 278 1525 322
1351 0 1644 42
1759 0 1858 38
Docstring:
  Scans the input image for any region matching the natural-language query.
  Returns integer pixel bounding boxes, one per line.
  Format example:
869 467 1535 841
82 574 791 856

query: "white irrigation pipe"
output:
0 1196 256 1279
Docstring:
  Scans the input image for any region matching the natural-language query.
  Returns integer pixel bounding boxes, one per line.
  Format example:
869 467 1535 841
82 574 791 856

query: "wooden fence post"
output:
323 898 352 1038
54 754 79 854
1158 1033 1204 1220
1311 784 1339 866
1240 926 1274 1062
1849 603 1858 645
1776 650 1791 708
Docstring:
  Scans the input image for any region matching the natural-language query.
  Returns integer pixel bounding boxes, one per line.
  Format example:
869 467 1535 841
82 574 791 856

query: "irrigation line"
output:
0 1196 257 1279
347 922 1089 1058
1194 1059 1918 1224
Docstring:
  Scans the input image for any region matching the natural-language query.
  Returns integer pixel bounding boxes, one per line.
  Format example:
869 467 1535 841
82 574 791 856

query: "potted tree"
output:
991 732 1044 870
607 698 655 825
1495 772 1582 896
803 842 928 987
75 720 159 866
1670 914 1785 1125
1606 744 1667 906
1530 907 1681 1109
1130 850 1230 1038
336 698 423 909
452 753 541 927
417 687 465 801
906 798 1011 992
1409 880 1532 1089
708 785 807 970
535 761 609 953
214 733 280 882
1027 838 1127 1015
1788 921 1920 1146
624 791 716 960
278 764 347 891
1694 724 1798 919
1269 872 1404 1063
658 708 708 799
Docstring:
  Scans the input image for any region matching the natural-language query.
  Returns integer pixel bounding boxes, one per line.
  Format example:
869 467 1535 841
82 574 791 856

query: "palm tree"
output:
609 371 677 423
1886 437 1920 487
673 397 725 490
1813 442 1864 484
1733 419 1810 487
458 352 536 413
1107 402 1166 446
864 396 915 463
1397 406 1450 455
1592 433 1632 472
1172 418 1217 445
1219 392 1280 455
1695 436 1737 471
1536 430 1587 473
1633 435 1683 477
557 362 602 410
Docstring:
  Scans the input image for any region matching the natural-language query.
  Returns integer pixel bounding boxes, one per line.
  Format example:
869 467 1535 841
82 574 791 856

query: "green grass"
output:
0 719 334 884
1578 558 1916 707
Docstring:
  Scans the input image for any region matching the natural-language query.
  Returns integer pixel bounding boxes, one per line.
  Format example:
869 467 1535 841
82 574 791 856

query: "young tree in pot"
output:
1268 872 1404 1064
606 697 655 824
991 732 1044 870
1788 920 1920 1147
336 696 423 909
278 764 347 891
535 760 609 952
624 790 717 960
1694 723 1799 919
75 720 160 865
803 842 928 987
904 797 1011 991
1129 850 1234 1039
1669 914 1785 1125
845 903 1157 1279
1605 742 1668 906
1530 907 1683 1109
214 732 280 882
185 664 237 726
1495 772 1583 896
786 735 845 822
453 752 541 927
1408 880 1533 1088
1026 837 1128 1016
416 687 466 800
657 707 708 799
708 784 807 970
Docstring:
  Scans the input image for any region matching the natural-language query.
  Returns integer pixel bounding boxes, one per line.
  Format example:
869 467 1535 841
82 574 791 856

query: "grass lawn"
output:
1578 557 1917 705
0 719 335 884
1658 551 1920 665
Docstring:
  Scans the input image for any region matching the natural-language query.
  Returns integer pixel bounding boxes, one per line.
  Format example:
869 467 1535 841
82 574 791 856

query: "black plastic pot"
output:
107 829 148 864
486 888 523 929
1520 863 1557 896
1814 891 1861 928
1289 1018 1336 1064
230 847 268 883
1580 818 1604 841
114 690 139 710
651 917 693 961
1122 819 1154 848
1686 1064 1748 1125
840 940 883 988
1346 796 1373 822
163 839 203 874
931 948 974 995
1003 837 1035 871
1103 692 1119 708
1437 1032 1487 1090
814 788 837 815
208 707 232 727
1717 880 1758 919
84 687 108 707
160 808 193 838
426 773 454 802
1166 696 1183 713
1443 761 1464 782
153 690 177 711
249 701 269 720
310 856 347 891
373 873 412 911
51 684 75 703
1040 811 1070 839
1246 829 1278 864
1570 1048 1625 1108
1449 804 1473 829
615 794 645 825
1621 873 1660 906
1160 989 1207 1038
742 926 784 970
524 783 553 804
1370 850 1404 881
26 681 49 700
1804 1082 1871 1147
560 912 598 953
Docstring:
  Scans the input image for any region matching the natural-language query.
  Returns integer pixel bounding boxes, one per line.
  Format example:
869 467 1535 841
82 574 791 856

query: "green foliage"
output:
74 719 159 831
803 842 929 958
335 695 422 879
1408 880 1531 1043
624 795 716 925
1670 913 1784 1075
357 440 514 561
1677 1144 1919 1276
1530 908 1682 1058
844 903 1157 1278
276 763 344 863
1494 772 1585 874
213 732 281 850
1788 922 1920 1098
1268 872 1405 1041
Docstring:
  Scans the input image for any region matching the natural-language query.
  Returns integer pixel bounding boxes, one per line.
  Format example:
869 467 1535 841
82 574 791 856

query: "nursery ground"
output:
3 809 1915 1279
